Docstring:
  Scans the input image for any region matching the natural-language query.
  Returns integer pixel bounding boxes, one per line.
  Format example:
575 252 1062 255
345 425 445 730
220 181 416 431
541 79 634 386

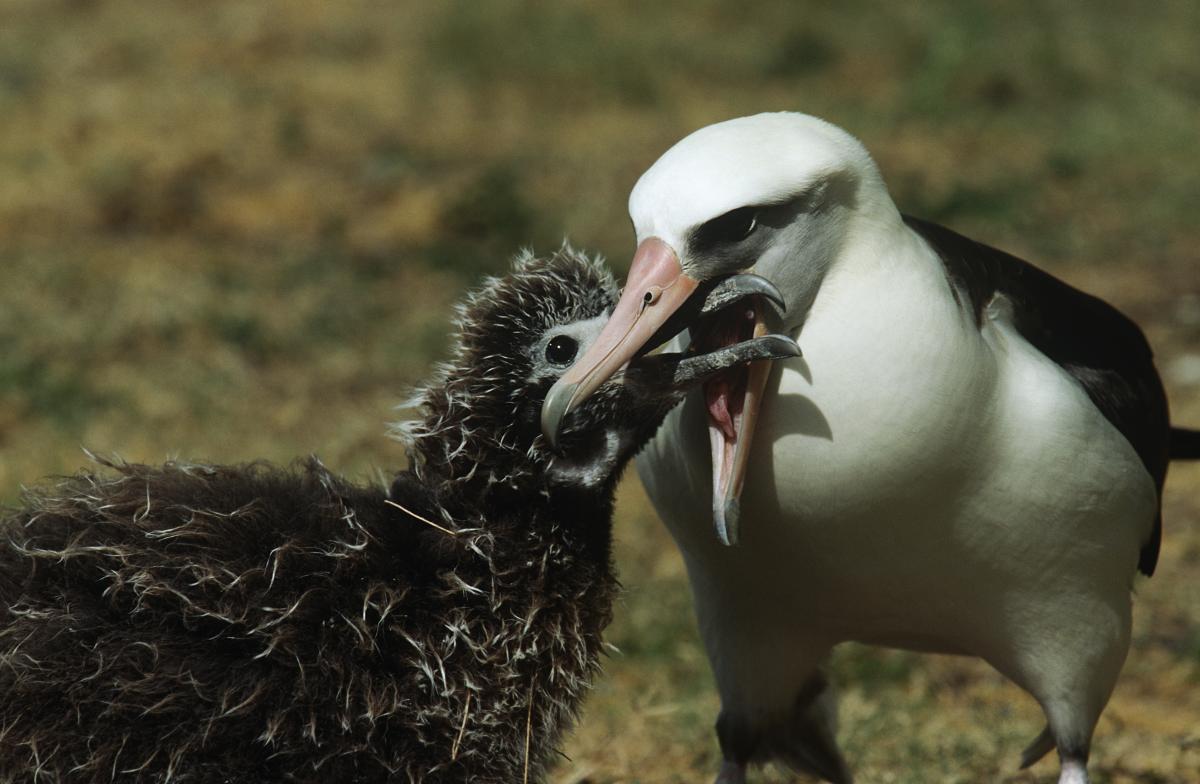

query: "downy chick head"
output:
399 246 800 497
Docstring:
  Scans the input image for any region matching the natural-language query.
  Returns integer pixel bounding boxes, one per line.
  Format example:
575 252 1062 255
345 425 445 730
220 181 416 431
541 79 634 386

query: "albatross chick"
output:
0 247 799 783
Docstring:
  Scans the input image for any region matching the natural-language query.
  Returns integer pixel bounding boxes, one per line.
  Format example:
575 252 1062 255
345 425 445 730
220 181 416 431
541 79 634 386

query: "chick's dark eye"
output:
545 335 578 365
695 206 758 248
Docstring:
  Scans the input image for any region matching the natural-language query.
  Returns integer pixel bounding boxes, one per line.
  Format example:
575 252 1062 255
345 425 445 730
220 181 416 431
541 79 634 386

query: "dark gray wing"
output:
903 215 1169 576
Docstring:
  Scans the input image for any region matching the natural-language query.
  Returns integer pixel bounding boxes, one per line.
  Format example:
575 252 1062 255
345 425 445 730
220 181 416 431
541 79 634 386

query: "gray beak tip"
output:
775 336 803 358
759 277 787 314
700 274 789 319
540 380 580 450
715 496 741 546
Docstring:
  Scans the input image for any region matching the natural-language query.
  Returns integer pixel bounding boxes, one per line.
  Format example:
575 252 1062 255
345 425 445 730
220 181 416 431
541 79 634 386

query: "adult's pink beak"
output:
540 237 698 448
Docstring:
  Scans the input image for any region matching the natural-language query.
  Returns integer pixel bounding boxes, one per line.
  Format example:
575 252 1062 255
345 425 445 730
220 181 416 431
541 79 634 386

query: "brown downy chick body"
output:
0 248 799 783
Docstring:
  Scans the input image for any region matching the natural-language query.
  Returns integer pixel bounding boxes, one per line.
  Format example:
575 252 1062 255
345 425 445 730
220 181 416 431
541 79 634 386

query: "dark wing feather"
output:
903 215 1170 577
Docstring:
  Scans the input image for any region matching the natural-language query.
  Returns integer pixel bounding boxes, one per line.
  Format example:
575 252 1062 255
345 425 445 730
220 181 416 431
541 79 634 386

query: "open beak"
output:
701 299 773 546
540 237 794 547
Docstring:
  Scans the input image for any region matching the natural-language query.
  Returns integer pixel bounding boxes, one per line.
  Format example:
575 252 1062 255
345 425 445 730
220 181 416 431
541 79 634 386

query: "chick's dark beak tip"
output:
540 380 579 447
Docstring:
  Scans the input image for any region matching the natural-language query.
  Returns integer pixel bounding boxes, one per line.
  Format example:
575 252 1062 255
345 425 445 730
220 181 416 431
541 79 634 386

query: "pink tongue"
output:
702 305 756 446
707 379 738 442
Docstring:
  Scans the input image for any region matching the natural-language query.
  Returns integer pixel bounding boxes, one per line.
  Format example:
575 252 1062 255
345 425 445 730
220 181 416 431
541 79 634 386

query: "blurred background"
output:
1 1 1198 780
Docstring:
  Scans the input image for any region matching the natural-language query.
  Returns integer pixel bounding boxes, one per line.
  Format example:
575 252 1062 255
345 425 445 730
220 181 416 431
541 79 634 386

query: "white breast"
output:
637 229 1157 655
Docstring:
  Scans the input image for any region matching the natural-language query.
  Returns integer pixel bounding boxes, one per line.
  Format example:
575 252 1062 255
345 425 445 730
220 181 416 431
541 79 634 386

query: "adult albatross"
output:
541 112 1200 784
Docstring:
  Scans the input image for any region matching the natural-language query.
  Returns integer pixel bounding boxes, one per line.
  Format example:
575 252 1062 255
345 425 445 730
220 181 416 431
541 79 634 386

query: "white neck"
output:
756 182 908 334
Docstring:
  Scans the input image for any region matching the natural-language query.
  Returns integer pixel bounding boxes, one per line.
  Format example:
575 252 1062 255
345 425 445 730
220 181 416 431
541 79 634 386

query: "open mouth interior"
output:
691 298 770 540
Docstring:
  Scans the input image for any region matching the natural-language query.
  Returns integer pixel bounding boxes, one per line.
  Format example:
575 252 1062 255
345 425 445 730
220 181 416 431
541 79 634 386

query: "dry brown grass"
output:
2 1 1198 781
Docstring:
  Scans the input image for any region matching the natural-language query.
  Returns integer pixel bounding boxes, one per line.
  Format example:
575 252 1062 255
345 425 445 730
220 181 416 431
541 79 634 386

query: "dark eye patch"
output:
691 206 759 251
545 335 578 366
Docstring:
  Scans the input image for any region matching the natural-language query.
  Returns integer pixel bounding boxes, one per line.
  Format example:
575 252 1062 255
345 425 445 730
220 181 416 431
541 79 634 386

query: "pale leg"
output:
1058 757 1089 784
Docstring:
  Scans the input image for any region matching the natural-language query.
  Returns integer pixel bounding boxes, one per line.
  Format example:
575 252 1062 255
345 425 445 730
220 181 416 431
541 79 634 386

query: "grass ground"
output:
2 2 1198 781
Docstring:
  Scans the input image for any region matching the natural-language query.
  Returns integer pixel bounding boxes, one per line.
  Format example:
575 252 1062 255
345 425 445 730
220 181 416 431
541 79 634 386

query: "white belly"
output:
637 264 1157 659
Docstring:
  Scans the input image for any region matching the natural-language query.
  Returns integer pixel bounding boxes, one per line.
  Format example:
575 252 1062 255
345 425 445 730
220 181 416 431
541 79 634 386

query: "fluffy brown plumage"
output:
0 250 627 783
0 247 798 783
2 449 623 783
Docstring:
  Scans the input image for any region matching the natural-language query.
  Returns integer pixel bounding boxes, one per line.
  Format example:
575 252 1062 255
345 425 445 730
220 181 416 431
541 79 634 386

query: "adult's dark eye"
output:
694 206 758 248
545 335 578 365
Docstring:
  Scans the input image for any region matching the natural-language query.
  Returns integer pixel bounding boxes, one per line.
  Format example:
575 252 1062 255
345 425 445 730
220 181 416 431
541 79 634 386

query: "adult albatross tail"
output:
1171 426 1200 459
